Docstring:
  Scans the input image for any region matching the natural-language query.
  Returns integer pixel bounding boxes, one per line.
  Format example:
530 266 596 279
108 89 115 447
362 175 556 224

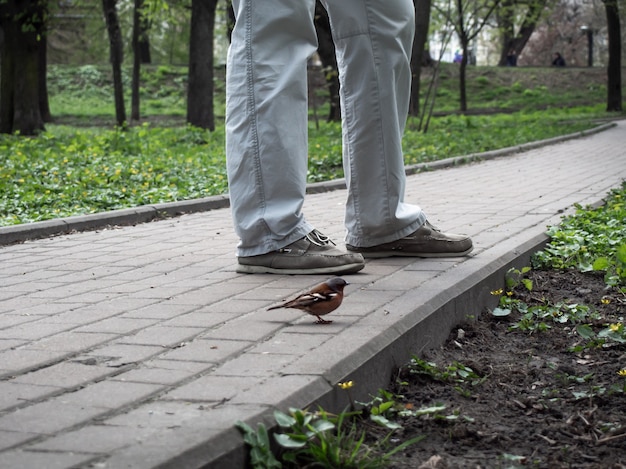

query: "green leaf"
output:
383 434 426 458
370 414 402 430
235 420 258 446
257 423 271 448
592 257 610 271
273 410 296 428
311 419 335 433
572 391 589 400
491 307 512 317
414 404 447 415
377 400 395 414
274 433 307 449
617 244 626 264
576 324 595 339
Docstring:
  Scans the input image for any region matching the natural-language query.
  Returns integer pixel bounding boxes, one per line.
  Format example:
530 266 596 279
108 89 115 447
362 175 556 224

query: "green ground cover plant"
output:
0 111 604 226
491 182 626 348
236 384 428 469
533 183 626 287
0 65 622 226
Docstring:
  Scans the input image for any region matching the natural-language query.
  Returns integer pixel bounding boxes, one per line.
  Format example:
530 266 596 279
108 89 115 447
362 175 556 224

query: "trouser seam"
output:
244 2 267 230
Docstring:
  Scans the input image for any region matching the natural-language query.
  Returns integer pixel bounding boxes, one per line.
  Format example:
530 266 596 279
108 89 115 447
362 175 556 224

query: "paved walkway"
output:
1 120 625 469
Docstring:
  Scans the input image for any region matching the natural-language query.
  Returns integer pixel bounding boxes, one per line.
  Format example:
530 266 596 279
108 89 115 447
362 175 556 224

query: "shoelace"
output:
305 229 336 247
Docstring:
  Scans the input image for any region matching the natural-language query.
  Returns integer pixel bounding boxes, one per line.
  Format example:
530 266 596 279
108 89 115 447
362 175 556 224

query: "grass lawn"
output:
0 64 623 226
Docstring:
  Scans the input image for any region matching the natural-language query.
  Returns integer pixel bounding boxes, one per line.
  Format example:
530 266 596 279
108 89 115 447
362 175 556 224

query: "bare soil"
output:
372 269 626 469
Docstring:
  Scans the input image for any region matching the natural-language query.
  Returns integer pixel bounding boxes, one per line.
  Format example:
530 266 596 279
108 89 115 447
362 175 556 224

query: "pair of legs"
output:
226 0 472 273
226 0 423 252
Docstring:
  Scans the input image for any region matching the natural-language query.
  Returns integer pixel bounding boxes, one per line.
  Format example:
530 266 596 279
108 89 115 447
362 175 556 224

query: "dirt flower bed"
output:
375 269 626 469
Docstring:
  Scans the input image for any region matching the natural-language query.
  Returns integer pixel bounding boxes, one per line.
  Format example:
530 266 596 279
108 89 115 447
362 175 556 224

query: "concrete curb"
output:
161 221 555 468
0 122 614 247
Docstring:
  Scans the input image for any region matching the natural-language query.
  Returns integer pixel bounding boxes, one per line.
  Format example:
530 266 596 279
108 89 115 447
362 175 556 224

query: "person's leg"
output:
322 0 472 257
322 0 423 247
226 0 364 274
226 0 316 256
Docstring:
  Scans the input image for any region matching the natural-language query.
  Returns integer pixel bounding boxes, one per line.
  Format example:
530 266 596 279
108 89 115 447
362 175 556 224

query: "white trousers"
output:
226 0 426 256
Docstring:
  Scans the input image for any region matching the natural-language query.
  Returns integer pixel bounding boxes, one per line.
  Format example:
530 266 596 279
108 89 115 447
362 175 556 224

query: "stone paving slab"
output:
0 121 625 468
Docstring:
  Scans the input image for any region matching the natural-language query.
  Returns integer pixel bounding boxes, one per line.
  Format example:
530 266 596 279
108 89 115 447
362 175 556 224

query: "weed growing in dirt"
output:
385 183 626 467
491 182 625 342
237 383 425 468
488 183 626 392
406 357 486 398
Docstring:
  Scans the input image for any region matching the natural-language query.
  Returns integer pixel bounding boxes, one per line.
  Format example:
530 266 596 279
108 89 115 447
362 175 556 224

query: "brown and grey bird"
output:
267 277 349 324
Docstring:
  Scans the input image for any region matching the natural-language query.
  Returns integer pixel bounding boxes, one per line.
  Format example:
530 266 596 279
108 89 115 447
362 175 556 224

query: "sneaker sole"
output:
354 246 474 259
236 262 365 275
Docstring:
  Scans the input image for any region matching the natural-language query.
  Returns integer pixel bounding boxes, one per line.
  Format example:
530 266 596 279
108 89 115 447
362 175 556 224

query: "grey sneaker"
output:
346 221 473 258
237 230 365 274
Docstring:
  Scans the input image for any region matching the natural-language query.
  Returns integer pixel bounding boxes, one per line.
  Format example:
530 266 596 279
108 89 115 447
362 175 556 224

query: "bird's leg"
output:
315 316 333 324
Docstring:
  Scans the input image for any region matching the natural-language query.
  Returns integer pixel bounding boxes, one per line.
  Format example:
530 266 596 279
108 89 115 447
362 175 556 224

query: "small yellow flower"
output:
601 298 611 305
618 369 626 377
609 323 622 332
490 289 503 296
506 291 514 297
338 381 354 390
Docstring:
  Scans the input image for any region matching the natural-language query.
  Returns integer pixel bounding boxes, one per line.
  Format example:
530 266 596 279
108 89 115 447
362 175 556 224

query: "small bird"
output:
267 277 349 324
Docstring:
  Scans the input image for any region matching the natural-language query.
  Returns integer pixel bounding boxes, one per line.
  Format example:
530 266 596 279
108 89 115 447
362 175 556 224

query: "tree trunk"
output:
226 3 235 42
187 0 217 130
0 23 17 134
603 0 622 111
409 0 432 116
38 33 52 123
0 0 46 135
139 12 151 64
131 0 143 121
102 0 126 127
497 0 546 66
139 37 151 64
456 0 468 112
459 42 469 112
314 2 341 122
